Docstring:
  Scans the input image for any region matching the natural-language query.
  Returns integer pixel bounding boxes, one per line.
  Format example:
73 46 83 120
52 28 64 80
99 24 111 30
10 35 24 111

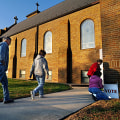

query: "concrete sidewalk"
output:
0 87 94 120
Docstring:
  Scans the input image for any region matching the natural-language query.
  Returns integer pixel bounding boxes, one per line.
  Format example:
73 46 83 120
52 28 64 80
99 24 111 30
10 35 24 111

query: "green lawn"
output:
0 78 71 102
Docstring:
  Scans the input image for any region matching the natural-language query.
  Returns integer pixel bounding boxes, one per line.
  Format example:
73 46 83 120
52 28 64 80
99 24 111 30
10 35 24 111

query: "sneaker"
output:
4 99 14 104
108 96 111 99
39 95 44 98
30 91 35 100
93 94 96 97
92 94 98 101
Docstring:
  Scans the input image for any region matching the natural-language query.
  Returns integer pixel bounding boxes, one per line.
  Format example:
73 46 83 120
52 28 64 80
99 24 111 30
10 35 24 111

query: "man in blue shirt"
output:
0 37 14 104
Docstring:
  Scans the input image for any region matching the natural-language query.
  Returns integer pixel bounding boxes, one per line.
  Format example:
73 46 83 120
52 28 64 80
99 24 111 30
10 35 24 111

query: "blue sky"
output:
0 0 64 29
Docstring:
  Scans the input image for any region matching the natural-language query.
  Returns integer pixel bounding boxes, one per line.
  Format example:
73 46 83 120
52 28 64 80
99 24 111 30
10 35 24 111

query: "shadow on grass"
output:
0 79 71 102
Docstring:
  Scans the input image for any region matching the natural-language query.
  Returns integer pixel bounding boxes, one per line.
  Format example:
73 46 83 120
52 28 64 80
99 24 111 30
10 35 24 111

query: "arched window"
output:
81 19 95 49
21 38 26 57
44 31 52 53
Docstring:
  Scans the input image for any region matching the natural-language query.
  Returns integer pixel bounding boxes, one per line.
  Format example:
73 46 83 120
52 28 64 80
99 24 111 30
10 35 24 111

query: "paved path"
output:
0 87 94 120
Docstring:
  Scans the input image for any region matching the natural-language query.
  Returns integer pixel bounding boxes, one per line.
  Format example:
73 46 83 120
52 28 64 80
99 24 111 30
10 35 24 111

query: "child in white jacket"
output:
30 50 49 99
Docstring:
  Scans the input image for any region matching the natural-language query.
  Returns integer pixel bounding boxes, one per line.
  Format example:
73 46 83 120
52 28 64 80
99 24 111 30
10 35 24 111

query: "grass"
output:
0 78 71 102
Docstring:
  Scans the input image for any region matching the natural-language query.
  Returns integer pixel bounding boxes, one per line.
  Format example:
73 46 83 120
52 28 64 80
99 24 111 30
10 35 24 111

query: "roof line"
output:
4 1 100 37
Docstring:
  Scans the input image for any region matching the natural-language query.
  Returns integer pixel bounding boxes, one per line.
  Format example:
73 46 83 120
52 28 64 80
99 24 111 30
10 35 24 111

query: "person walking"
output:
88 71 109 101
30 50 49 100
87 59 103 78
0 37 14 104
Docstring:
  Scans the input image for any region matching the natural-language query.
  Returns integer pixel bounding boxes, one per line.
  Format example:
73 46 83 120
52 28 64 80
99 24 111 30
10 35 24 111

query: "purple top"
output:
89 75 103 89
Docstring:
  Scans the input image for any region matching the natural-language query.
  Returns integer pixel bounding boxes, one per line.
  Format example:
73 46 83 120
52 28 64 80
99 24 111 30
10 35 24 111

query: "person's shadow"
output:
103 62 120 84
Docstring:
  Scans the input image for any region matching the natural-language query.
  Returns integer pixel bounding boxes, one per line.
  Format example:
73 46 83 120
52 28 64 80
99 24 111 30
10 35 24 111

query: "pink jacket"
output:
89 75 103 89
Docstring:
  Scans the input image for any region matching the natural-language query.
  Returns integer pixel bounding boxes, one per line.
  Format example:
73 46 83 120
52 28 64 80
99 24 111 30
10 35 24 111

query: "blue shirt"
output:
0 42 9 71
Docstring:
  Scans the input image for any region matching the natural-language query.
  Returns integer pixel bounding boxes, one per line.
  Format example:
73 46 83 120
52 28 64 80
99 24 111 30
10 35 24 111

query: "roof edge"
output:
2 1 100 37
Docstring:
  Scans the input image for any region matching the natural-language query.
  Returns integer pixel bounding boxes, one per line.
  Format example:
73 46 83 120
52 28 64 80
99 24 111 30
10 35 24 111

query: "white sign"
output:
104 84 119 99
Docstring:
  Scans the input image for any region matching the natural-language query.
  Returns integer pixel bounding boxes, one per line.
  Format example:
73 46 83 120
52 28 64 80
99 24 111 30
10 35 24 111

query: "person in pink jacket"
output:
89 71 109 101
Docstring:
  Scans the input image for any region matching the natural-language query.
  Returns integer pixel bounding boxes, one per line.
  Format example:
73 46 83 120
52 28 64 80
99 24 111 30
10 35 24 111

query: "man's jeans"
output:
33 75 45 96
0 65 9 101
89 87 109 100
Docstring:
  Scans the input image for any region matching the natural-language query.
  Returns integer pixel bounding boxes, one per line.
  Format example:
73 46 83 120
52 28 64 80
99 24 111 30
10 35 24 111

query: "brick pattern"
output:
70 4 102 84
8 28 36 79
100 0 120 84
8 4 102 84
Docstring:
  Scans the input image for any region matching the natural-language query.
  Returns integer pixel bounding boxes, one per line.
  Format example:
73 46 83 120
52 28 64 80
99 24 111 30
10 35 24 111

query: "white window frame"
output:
44 31 52 54
21 38 26 57
19 70 26 78
81 70 89 84
81 19 95 49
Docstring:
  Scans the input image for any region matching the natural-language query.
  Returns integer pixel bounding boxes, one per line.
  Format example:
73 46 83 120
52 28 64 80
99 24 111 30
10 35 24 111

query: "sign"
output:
104 84 119 99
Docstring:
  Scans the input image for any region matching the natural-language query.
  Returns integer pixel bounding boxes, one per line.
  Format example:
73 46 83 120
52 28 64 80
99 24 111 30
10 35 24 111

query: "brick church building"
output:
0 0 120 85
